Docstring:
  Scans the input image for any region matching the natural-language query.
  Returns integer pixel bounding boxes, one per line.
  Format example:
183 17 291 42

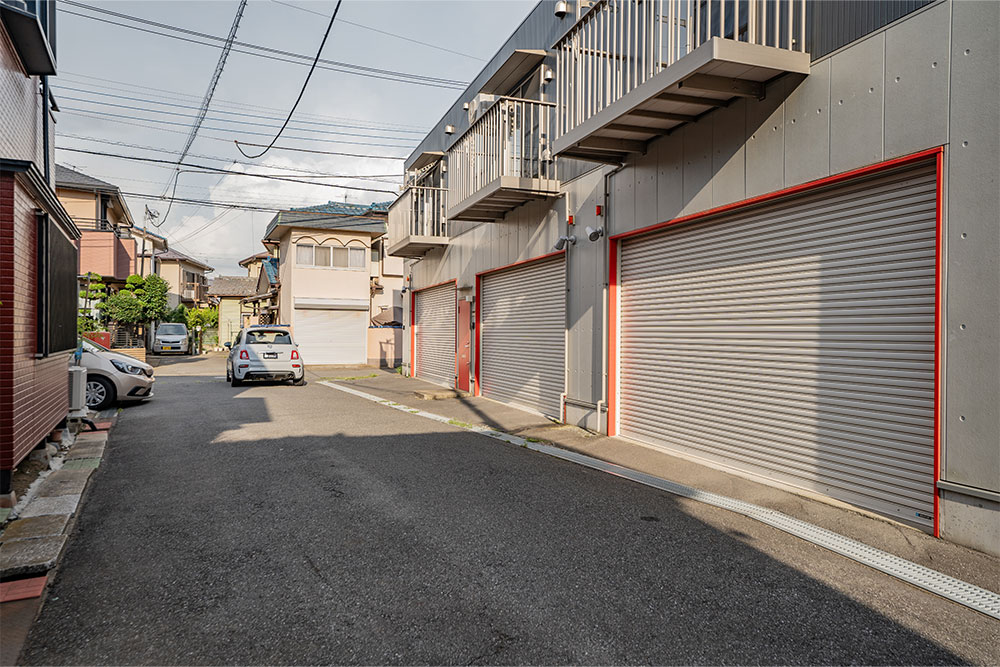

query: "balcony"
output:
387 186 450 258
553 0 811 163
447 97 560 223
182 282 207 303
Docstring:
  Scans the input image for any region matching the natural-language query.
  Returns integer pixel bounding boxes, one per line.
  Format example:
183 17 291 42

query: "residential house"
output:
207 275 256 344
238 250 269 280
133 226 168 278
1 0 81 504
244 254 279 326
258 201 404 366
154 248 214 309
55 164 136 286
391 0 999 554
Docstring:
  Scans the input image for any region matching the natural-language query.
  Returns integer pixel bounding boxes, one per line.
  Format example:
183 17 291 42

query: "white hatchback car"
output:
225 325 305 386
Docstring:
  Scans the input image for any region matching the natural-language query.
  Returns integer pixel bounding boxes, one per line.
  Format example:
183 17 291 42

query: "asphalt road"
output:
19 355 1000 665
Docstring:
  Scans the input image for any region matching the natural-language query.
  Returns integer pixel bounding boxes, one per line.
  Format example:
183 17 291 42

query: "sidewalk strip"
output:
319 380 1000 620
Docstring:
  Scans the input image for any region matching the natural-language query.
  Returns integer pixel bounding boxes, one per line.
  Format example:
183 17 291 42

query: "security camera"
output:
553 234 577 251
585 226 604 242
554 1 569 18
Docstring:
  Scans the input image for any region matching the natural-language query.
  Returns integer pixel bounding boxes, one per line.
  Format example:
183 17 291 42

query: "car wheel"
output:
226 365 231 382
85 376 116 411
292 375 305 386
230 368 242 387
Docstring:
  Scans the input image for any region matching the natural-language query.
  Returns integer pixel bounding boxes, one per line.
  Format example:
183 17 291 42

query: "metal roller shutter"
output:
414 283 456 387
617 163 938 529
481 255 566 417
293 309 367 365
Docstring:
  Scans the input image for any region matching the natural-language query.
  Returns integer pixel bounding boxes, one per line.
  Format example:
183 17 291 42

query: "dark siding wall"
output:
807 0 934 59
48 217 77 353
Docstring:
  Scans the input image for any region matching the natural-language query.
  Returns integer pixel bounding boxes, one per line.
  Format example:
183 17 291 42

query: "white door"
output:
480 255 565 418
293 308 367 365
414 282 456 387
616 162 938 529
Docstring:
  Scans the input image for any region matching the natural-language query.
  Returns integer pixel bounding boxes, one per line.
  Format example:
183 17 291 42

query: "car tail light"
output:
239 350 249 360
292 364 301 368
291 349 299 360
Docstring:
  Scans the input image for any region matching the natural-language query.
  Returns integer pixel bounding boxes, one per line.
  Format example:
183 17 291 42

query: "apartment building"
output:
391 0 999 554
1 0 80 503
258 201 404 366
55 164 137 284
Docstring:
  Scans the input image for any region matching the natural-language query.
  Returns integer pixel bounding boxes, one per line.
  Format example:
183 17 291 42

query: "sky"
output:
53 0 536 275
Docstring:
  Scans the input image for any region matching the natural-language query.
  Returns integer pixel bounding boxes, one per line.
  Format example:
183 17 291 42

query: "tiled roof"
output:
207 275 257 297
263 200 389 239
238 251 270 267
55 164 117 191
154 248 214 272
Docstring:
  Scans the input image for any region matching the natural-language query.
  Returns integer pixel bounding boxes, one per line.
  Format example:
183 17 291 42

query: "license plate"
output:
164 346 175 350
263 352 278 359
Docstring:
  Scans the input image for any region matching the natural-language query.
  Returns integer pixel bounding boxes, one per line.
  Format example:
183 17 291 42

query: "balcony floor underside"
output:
448 176 560 223
387 235 449 258
554 38 810 164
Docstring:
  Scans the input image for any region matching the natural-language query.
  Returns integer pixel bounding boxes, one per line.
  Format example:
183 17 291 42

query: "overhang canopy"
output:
479 49 547 95
293 297 369 311
409 151 445 172
0 3 55 75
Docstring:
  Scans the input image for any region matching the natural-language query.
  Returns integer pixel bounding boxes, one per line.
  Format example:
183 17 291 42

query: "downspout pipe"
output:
42 75 50 183
600 163 626 435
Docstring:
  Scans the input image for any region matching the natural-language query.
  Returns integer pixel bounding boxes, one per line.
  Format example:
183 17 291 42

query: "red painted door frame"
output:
456 299 471 392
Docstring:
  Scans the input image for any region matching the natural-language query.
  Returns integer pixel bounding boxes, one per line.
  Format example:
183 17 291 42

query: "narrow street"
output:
17 355 999 665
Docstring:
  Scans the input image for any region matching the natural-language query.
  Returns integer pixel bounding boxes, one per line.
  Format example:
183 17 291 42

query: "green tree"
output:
187 307 219 352
103 288 144 326
165 304 189 324
78 272 107 333
140 274 169 322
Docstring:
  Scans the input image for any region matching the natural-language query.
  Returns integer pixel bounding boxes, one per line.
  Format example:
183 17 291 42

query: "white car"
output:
80 338 155 410
152 322 191 355
225 325 305 386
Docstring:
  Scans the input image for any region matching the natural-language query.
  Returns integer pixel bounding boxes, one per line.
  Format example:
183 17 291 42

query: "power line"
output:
238 0 342 159
231 142 412 159
50 84 429 135
57 147 400 193
57 71 428 131
58 107 417 149
59 2 469 89
56 94 418 142
57 133 408 162
268 0 485 62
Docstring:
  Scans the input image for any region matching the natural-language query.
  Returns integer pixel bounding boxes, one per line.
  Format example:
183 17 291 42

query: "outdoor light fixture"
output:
553 234 577 251
444 125 455 134
585 226 605 242
543 68 555 83
554 1 569 18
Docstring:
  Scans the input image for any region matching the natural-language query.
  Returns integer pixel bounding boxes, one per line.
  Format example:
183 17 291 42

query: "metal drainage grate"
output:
320 381 1000 621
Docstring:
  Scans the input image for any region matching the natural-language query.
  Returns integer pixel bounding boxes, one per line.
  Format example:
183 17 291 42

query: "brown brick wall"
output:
0 174 71 470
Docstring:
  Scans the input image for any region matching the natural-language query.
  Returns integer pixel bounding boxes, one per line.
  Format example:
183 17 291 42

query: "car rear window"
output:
157 324 187 335
245 330 292 345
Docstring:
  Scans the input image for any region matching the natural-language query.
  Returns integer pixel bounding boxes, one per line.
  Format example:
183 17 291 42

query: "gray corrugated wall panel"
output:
617 164 938 529
414 282 456 388
806 0 934 60
481 255 566 417
944 0 1000 493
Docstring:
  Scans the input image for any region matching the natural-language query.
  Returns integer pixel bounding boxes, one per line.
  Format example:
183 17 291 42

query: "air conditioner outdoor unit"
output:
467 93 498 125
69 366 87 415
183 288 196 300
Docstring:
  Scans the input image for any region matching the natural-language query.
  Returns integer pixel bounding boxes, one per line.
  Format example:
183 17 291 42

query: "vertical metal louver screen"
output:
414 283 456 387
481 256 566 418
617 163 937 529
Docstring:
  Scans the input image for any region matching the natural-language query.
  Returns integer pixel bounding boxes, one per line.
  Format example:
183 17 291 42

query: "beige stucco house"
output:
256 201 403 366
151 248 214 309
207 275 256 344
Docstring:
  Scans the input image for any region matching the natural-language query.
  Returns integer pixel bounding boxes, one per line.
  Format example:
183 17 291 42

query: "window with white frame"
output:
296 242 366 269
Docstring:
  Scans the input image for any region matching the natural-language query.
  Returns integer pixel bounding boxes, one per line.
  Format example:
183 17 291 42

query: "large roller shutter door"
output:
481 256 565 417
617 163 938 528
414 283 456 387
294 309 367 364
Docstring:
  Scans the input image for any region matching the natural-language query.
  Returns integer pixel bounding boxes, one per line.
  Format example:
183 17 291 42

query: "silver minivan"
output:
152 322 191 355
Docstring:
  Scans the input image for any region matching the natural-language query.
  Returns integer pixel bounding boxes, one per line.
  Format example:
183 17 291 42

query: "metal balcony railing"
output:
386 185 450 258
555 0 807 140
447 97 559 221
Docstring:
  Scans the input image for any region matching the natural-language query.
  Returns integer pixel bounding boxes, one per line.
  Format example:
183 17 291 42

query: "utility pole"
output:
140 205 159 276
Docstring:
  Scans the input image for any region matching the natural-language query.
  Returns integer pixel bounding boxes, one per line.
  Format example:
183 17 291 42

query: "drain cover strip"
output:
319 381 1000 620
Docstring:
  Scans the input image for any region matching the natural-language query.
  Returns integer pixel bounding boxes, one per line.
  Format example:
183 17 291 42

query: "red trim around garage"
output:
933 148 944 538
410 279 457 381
473 250 567 402
608 147 945 531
